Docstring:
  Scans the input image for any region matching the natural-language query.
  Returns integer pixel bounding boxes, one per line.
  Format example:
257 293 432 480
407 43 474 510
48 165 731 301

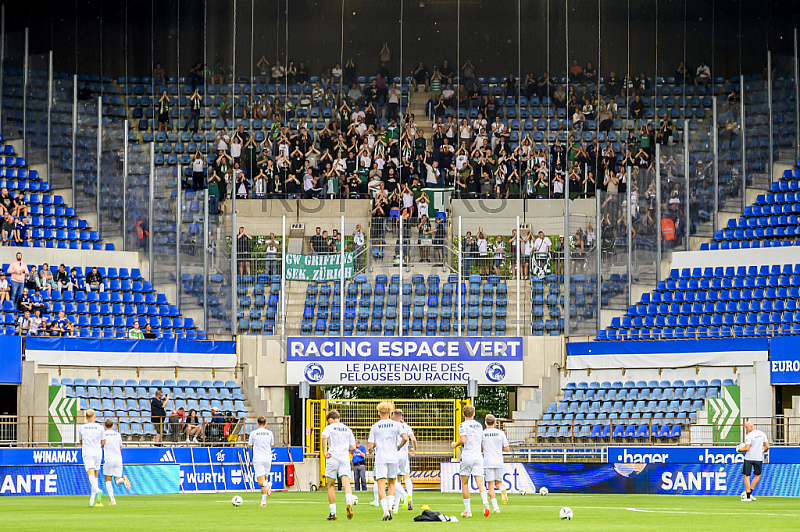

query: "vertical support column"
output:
595 194 602 333
123 119 129 251
712 97 719 233
655 144 662 283
398 215 403 337
564 165 570 337
767 51 774 183
96 96 102 234
458 216 462 336
626 166 632 308
740 74 747 214
148 142 155 285
281 215 286 344
176 165 183 309
516 216 520 337
22 28 28 159
202 191 209 333
231 182 238 336
46 51 53 183
795 29 800 162
0 5 5 138
71 75 77 204
683 125 690 251
339 215 344 338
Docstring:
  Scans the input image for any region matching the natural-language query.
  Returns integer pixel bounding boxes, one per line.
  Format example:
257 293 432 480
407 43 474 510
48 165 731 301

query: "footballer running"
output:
321 409 357 520
101 419 131 505
248 416 275 507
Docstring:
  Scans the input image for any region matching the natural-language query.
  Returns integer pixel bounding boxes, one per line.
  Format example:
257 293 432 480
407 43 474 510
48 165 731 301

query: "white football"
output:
353 495 359 505
231 495 243 507
539 486 549 496
560 507 573 520
518 488 528 496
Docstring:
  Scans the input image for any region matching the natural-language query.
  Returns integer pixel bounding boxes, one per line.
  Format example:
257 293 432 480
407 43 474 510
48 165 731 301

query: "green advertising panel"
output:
284 253 354 281
707 385 741 443
48 385 78 443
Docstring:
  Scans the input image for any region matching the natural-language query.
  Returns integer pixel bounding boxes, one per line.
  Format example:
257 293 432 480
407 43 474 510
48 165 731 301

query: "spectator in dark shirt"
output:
68 268 83 292
17 287 32 312
412 62 430 92
236 227 253 276
13 215 30 245
85 267 104 293
630 94 645 119
309 226 326 254
54 264 69 292
150 389 169 444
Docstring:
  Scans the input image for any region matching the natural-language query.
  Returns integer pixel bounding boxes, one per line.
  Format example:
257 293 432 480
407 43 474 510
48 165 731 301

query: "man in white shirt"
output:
391 409 417 512
737 420 769 502
79 409 105 507
321 409 357 520
248 416 275 507
368 401 408 521
482 414 510 512
353 225 366 272
101 419 130 505
451 405 490 518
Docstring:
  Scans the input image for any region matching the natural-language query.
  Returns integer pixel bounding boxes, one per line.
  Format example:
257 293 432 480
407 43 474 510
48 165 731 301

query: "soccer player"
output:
391 409 417 512
248 416 275 507
482 414 510 512
368 401 408 521
79 409 105 507
738 420 769 502
451 405 490 518
101 419 131 505
321 409 357 520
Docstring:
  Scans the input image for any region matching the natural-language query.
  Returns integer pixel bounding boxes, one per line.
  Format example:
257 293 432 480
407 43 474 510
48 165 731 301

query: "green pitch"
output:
0 492 797 531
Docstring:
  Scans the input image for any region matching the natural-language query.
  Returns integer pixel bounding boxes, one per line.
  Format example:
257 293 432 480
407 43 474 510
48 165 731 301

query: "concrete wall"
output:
17 361 50 443
234 199 372 239
239 335 286 417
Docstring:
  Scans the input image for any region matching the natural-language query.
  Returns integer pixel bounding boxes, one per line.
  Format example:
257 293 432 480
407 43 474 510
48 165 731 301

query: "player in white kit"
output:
451 405 490 518
738 420 770 502
391 409 417 512
482 414 510 512
79 409 105 507
248 416 275 507
321 409 357 520
101 419 131 505
368 401 407 521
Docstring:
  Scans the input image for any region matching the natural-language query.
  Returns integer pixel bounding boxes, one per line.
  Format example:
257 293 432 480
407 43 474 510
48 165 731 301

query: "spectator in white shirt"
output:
695 60 711 87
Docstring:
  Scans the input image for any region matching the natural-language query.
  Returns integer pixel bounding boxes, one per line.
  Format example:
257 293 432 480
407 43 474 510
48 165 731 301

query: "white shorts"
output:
253 461 272 480
103 461 123 478
397 455 410 476
459 459 484 478
83 455 102 472
374 461 398 480
325 457 352 480
484 467 504 483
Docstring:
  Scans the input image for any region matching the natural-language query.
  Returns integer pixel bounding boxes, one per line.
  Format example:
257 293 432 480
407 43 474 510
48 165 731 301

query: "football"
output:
231 495 243 507
518 488 528 496
353 495 359 505
560 507 574 520
539 487 549 496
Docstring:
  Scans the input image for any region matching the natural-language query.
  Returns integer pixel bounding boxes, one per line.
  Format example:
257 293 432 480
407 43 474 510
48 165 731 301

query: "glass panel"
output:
73 97 98 218
50 76 75 190
688 118 713 238
717 87 743 217
25 53 50 166
125 142 151 254
151 164 178 296
1 30 26 140
771 54 797 168
743 77 770 190
98 119 125 240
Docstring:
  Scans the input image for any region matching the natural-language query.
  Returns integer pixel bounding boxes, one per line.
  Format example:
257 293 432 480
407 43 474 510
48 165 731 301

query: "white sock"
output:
105 481 115 501
329 503 336 515
380 498 389 514
373 480 379 503
463 498 471 512
88 475 98 497
261 493 267 503
404 478 413 499
387 494 395 510
480 492 489 506
395 481 406 501
491 497 499 510
345 493 353 505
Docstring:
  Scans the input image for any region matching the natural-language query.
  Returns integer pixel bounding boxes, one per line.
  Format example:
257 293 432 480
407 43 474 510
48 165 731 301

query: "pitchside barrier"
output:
0 446 303 497
439 445 800 497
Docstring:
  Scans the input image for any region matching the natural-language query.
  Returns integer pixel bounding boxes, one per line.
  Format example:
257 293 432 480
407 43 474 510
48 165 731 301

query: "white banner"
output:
439 462 535 494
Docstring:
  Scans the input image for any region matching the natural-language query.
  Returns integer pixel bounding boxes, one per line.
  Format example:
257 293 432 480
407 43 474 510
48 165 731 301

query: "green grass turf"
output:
0 492 798 531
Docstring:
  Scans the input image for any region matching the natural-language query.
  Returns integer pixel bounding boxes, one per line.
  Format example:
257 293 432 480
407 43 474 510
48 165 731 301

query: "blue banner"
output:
287 336 524 385
0 335 22 384
179 463 285 492
26 337 236 354
522 463 800 497
610 446 800 464
566 337 770 356
0 446 303 467
0 464 179 496
769 336 800 384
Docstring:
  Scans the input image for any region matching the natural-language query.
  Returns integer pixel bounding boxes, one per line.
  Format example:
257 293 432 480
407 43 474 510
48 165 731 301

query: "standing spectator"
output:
128 320 145 339
191 151 206 191
387 83 401 120
351 438 367 491
493 236 506 277
344 58 356 86
0 272 8 306
7 252 28 305
184 89 202 133
309 227 325 255
430 68 442 102
150 389 169 444
533 230 552 270
461 231 475 275
237 227 253 276
264 232 279 276
157 91 170 133
353 224 366 272
433 217 446 266
152 62 166 86
256 55 270 83
476 228 489 276
85 267 105 293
